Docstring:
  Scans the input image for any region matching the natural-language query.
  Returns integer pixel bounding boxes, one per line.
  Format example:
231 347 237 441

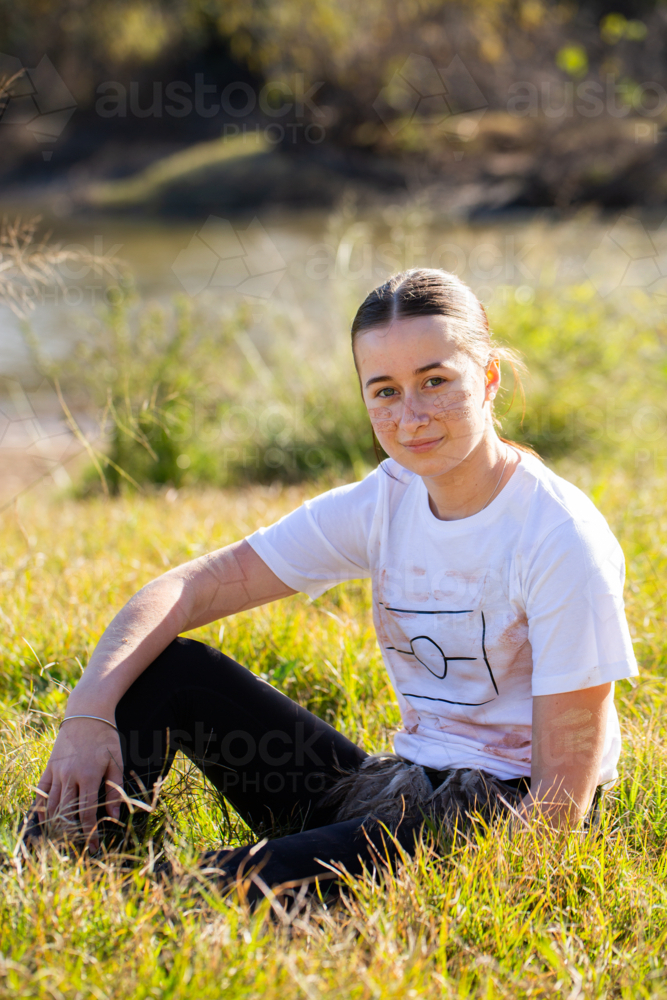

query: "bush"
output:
39 292 374 493
26 281 667 494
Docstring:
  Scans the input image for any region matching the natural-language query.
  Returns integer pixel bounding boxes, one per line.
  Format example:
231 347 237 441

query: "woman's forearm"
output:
66 573 190 716
520 682 613 829
65 540 296 718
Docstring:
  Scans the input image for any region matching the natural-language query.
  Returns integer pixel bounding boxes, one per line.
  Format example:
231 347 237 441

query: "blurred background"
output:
0 0 666 503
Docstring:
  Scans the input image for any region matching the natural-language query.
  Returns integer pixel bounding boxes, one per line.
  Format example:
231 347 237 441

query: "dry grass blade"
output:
0 69 27 114
0 216 125 317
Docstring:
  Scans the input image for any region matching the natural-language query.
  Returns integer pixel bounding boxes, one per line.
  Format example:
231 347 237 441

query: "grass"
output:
1 456 667 999
3 267 667 997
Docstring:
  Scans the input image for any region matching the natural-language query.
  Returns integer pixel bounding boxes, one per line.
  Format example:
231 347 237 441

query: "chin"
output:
393 450 457 478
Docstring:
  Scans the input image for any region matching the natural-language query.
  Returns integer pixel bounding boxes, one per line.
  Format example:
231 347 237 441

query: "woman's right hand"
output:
36 717 124 852
29 540 292 852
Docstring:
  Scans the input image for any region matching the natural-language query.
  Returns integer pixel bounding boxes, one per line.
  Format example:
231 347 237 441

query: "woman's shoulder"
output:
306 459 415 507
515 451 617 544
519 452 598 508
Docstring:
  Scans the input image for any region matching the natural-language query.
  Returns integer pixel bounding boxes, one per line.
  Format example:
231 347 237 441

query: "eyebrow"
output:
364 361 446 389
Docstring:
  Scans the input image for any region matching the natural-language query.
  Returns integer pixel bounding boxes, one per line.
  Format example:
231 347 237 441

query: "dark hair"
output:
350 267 538 461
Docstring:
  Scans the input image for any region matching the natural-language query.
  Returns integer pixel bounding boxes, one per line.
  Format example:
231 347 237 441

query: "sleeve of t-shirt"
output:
523 516 638 696
244 469 381 598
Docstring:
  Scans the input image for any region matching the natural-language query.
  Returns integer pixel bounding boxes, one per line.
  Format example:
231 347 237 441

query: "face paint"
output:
432 389 474 421
547 707 596 762
368 406 398 432
553 725 597 757
354 315 493 477
553 707 592 728
432 390 470 409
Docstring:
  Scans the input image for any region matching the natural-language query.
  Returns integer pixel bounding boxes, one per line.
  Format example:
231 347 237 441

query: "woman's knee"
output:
150 635 228 681
118 636 241 707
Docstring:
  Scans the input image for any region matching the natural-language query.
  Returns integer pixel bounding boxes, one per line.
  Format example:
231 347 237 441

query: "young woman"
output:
25 269 638 899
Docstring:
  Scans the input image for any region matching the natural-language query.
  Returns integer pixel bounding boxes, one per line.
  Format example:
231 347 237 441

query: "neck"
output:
423 432 518 521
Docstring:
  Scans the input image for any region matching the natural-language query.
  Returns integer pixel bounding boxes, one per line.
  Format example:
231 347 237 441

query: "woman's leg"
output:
113 636 367 835
192 814 422 904
114 636 421 895
22 635 419 893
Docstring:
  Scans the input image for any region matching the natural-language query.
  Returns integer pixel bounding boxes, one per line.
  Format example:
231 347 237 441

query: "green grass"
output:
2 459 667 999
4 274 667 997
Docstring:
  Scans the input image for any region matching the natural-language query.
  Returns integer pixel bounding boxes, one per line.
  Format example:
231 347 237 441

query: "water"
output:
3 204 665 374
1 203 665 506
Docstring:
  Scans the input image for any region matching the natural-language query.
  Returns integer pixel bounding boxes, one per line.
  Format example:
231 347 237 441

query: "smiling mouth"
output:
400 436 443 451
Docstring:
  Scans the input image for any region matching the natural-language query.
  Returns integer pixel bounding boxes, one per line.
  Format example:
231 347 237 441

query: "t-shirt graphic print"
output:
372 558 535 775
247 451 638 783
379 604 499 707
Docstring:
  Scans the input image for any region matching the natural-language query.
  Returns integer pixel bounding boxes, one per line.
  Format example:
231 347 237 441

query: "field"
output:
2 281 667 998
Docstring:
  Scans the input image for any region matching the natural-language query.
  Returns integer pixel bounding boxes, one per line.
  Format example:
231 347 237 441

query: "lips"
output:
400 436 443 453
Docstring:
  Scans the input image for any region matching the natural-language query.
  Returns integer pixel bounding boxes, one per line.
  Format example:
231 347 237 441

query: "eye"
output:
425 376 446 387
376 387 397 398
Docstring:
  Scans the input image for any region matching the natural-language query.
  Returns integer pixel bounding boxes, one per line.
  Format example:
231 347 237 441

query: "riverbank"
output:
4 110 667 221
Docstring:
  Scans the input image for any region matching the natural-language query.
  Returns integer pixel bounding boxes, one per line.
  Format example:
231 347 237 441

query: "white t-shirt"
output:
247 451 638 783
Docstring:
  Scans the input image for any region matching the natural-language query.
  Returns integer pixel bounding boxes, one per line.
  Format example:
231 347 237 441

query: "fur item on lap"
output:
319 753 525 831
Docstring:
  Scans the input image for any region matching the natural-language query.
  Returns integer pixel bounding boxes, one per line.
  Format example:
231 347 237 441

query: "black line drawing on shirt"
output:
388 635 476 679
381 605 498 707
382 605 474 614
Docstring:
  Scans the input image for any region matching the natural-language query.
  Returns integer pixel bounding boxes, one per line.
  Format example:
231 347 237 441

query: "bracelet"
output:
60 714 118 732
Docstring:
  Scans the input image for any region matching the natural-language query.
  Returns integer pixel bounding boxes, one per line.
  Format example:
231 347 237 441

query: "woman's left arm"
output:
522 682 613 827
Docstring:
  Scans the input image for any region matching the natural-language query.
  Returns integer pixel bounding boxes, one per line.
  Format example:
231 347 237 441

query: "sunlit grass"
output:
1 459 667 998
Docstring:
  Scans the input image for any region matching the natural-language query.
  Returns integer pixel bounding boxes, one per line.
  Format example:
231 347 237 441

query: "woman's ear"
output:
484 359 501 401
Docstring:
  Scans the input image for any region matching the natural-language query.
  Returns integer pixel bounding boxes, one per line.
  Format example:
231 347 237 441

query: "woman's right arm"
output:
36 539 295 849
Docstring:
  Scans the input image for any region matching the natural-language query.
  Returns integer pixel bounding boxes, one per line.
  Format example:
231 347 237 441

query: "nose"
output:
398 393 430 433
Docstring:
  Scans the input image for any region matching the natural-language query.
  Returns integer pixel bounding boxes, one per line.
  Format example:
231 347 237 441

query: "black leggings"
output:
111 637 420 898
